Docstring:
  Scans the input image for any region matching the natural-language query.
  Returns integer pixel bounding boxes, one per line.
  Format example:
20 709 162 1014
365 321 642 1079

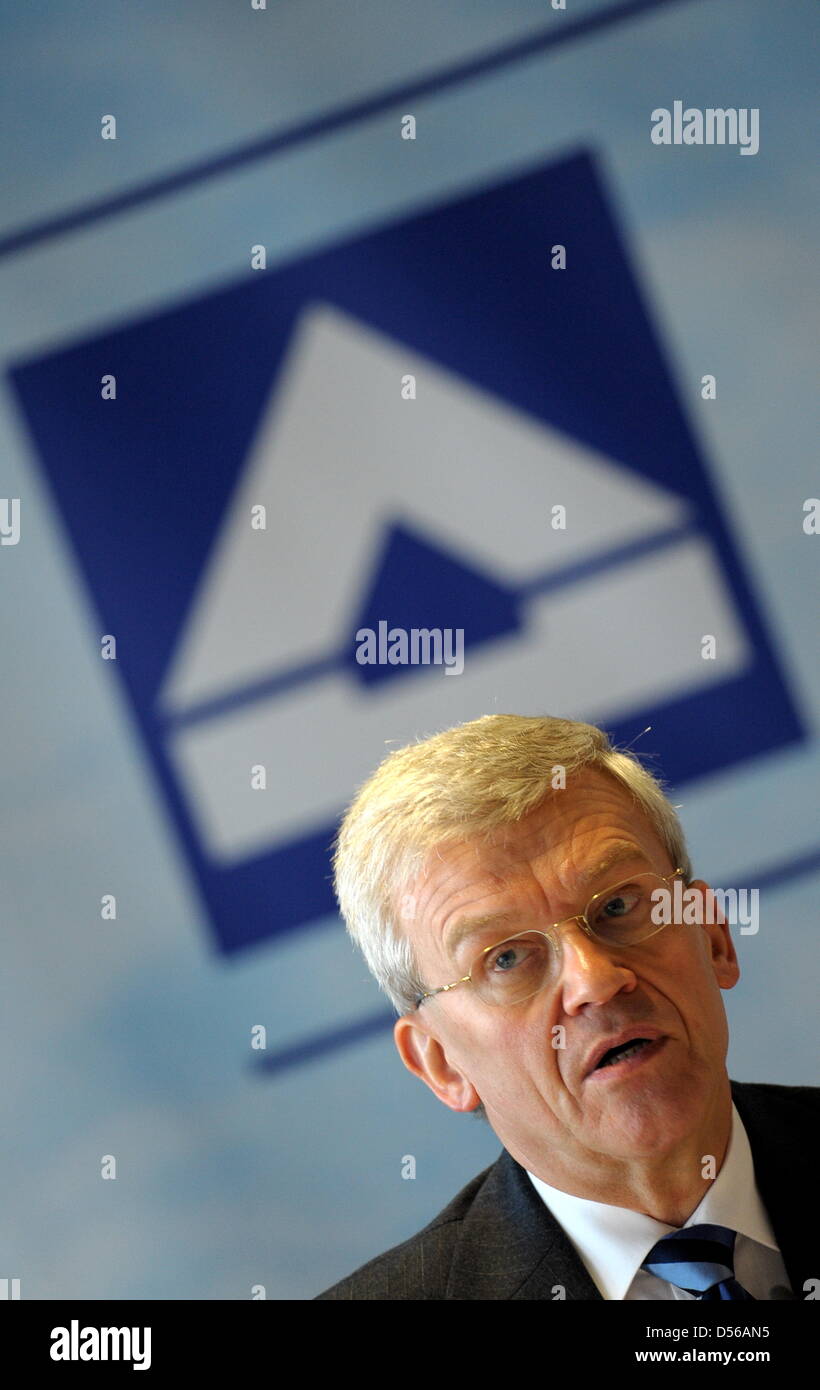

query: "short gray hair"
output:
333 713 691 1017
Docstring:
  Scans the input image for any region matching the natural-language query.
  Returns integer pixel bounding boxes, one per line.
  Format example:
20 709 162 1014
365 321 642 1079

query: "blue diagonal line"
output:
751 846 820 892
254 844 820 1078
0 0 703 261
255 1008 396 1076
163 519 697 734
518 519 698 601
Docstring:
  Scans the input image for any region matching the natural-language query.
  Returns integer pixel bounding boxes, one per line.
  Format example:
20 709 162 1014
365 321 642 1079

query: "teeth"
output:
598 1038 649 1069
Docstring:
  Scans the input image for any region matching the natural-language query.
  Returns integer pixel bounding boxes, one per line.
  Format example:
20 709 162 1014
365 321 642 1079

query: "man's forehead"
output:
398 768 664 940
436 769 647 867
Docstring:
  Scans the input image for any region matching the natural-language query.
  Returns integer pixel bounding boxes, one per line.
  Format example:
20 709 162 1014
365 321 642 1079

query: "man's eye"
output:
600 890 640 919
486 941 532 972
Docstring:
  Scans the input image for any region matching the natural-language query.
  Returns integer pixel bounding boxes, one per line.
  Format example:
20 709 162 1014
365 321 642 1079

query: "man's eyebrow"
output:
574 843 651 895
444 912 517 960
443 844 650 959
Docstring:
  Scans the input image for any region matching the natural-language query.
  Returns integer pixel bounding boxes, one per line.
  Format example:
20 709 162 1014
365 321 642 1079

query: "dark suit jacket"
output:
315 1080 819 1299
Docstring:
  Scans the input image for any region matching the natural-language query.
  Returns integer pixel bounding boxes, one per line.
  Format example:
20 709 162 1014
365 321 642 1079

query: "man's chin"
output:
585 1069 714 1154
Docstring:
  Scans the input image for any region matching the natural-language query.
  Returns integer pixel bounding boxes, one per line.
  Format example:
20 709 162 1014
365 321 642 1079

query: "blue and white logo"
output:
9 150 802 958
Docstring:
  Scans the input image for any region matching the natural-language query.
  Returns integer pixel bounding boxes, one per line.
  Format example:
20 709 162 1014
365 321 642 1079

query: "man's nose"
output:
551 919 638 1011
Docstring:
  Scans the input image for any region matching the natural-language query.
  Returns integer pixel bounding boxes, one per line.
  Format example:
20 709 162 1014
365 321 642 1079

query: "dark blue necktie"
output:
641 1223 756 1300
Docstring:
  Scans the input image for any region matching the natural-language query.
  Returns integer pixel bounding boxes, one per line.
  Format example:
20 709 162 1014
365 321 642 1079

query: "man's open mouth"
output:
594 1037 653 1070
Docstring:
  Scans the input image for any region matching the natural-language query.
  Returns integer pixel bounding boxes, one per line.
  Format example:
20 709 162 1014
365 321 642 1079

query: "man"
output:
315 713 817 1300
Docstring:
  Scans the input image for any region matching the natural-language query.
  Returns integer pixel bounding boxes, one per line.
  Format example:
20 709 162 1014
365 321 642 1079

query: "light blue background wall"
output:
1 0 817 1299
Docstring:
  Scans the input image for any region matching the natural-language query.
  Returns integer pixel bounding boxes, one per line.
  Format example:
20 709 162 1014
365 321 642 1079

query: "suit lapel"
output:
445 1148 603 1300
730 1080 813 1298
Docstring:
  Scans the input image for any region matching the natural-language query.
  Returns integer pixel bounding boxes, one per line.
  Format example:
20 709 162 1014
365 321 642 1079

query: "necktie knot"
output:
641 1223 755 1300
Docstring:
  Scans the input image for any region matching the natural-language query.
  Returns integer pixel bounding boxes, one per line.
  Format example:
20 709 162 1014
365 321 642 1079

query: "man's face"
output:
393 769 739 1183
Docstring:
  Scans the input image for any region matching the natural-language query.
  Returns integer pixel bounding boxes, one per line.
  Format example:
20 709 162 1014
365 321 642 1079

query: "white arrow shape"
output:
157 302 749 865
160 300 690 714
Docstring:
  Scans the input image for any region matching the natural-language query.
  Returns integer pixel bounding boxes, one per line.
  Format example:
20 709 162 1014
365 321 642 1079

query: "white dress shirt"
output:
526 1103 793 1299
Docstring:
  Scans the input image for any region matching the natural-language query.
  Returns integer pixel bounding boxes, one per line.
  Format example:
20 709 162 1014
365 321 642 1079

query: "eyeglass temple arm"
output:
415 973 471 1008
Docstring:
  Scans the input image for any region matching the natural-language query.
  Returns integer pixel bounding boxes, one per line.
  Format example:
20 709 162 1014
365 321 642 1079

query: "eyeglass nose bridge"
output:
508 913 613 1007
544 881 680 964
544 911 596 955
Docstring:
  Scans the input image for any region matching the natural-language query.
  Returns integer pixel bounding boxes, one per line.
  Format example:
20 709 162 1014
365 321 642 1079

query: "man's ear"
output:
687 879 740 990
393 1014 481 1113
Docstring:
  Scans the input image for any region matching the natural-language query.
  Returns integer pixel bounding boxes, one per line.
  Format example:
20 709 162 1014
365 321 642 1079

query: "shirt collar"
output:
525 1102 780 1300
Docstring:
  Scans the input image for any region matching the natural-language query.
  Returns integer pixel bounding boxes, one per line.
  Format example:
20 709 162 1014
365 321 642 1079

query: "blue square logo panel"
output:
8 150 803 955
